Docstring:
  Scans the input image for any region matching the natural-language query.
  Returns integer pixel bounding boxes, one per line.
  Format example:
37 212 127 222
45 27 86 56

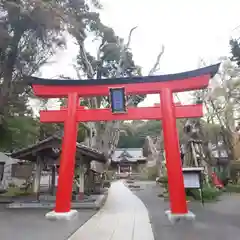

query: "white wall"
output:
0 153 23 188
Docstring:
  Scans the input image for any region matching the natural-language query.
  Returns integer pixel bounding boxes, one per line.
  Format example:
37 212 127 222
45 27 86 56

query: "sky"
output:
36 0 240 110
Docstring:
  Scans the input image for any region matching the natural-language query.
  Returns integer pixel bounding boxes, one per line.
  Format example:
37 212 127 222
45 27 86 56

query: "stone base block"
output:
45 209 78 221
78 192 84 200
165 210 196 224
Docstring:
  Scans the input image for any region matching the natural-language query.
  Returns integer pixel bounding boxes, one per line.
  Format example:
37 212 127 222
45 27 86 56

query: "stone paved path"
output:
133 181 240 240
0 206 96 240
68 181 154 240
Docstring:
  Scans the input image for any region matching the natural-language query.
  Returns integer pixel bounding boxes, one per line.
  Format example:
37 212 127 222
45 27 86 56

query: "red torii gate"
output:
29 63 220 220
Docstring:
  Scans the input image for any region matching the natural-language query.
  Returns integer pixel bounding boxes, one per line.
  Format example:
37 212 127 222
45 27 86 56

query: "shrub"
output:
157 175 221 202
8 182 17 188
203 187 222 201
226 184 240 193
106 170 115 180
158 176 168 190
147 166 158 180
158 176 168 183
2 186 32 197
186 186 221 201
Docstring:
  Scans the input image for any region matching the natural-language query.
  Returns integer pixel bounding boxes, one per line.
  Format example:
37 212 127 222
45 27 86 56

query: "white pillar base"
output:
45 209 78 221
165 210 195 224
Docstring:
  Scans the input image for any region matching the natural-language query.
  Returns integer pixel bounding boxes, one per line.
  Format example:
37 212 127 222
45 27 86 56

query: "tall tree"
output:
0 0 165 156
61 1 165 168
0 0 99 147
199 59 240 160
230 38 240 66
0 0 65 141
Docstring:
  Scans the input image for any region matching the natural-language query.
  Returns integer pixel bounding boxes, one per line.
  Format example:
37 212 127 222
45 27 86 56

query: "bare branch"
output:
126 26 137 49
148 45 165 75
79 43 95 78
97 41 105 61
73 64 82 79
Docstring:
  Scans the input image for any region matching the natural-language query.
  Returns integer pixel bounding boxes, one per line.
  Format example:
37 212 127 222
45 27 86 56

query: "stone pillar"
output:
33 156 42 200
0 162 5 181
51 165 56 196
78 165 84 200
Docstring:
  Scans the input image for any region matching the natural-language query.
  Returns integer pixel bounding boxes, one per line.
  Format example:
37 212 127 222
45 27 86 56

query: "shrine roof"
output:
27 63 220 86
113 157 147 164
10 135 106 163
112 148 146 163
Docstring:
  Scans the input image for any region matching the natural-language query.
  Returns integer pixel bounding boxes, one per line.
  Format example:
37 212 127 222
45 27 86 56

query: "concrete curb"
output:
6 191 109 210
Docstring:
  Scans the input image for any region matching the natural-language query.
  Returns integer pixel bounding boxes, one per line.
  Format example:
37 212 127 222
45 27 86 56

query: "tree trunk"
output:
0 29 23 125
88 120 120 173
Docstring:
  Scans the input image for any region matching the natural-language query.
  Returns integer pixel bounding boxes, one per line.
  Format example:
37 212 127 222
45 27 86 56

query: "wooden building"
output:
111 148 147 174
10 134 107 200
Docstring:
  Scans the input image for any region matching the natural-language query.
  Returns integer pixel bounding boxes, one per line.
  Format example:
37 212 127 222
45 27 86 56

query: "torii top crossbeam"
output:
29 64 219 98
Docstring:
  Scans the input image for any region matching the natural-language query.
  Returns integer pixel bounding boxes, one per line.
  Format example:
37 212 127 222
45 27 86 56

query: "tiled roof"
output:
10 135 106 163
112 148 145 162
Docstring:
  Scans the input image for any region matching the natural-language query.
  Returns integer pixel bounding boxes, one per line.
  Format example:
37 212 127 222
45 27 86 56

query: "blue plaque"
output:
110 87 127 113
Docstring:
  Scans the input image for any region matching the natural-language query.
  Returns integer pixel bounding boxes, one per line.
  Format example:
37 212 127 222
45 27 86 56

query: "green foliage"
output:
230 39 240 66
138 121 161 137
118 118 224 149
0 116 39 151
158 175 168 189
147 166 158 180
217 168 229 185
0 114 87 151
1 186 32 197
0 0 66 149
186 186 221 202
0 0 145 152
118 120 161 148
226 184 240 193
158 174 221 202
106 170 115 180
118 135 144 148
0 0 65 114
202 187 222 201
158 176 168 183
0 0 107 150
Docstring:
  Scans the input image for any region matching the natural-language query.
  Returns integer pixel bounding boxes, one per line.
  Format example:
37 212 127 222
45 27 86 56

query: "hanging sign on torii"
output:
28 63 220 220
109 87 127 113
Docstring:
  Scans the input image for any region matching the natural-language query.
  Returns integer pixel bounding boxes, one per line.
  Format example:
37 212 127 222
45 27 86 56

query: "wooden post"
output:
79 164 84 200
33 156 42 200
51 165 56 196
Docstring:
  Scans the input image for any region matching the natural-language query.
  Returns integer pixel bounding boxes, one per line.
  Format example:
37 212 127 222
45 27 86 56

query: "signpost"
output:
182 167 204 206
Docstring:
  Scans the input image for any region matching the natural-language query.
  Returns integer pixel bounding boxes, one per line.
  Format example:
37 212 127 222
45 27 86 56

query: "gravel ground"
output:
0 205 96 240
132 181 240 240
